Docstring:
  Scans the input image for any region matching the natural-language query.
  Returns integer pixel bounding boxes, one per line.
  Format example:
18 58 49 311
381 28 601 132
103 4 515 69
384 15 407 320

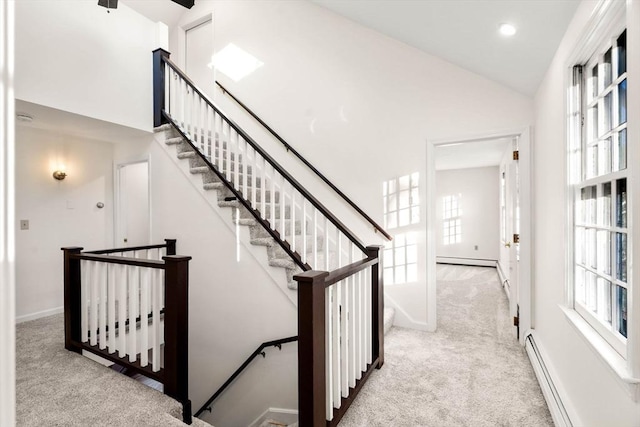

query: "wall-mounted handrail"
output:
215 81 392 242
154 49 368 259
194 336 298 417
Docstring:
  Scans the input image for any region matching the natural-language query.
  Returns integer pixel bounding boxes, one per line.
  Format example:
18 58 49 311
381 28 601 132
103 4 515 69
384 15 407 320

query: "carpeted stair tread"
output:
166 136 184 145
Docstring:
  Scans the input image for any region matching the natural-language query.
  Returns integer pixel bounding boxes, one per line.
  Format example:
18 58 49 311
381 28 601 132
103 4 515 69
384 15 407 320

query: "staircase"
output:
157 123 310 291
153 49 390 426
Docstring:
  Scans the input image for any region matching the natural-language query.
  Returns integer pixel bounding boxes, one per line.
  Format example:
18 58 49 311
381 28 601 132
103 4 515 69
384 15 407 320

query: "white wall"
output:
168 0 533 331
533 0 640 425
15 126 114 319
15 0 159 132
147 137 298 426
1 0 16 423
435 167 499 261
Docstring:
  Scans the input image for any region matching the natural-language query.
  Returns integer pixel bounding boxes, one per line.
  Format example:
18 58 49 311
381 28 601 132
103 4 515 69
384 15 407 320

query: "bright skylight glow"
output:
499 23 517 37
208 43 264 82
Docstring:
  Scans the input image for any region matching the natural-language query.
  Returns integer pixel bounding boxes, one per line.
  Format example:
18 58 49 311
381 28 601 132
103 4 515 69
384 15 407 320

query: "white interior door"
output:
500 139 520 338
116 161 150 247
185 18 213 97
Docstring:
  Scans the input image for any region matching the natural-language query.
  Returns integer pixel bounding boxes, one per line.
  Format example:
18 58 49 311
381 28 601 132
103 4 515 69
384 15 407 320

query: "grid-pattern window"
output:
443 194 462 245
383 232 418 285
383 173 419 229
572 29 628 354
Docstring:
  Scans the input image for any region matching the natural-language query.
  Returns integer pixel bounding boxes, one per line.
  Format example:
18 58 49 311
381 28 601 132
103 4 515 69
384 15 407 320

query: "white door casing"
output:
115 160 150 247
427 127 533 344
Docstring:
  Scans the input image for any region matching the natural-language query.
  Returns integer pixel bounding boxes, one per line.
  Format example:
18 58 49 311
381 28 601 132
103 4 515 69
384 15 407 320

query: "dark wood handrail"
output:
324 256 379 287
194 336 298 417
215 81 393 242
85 239 176 255
70 253 166 269
160 55 368 255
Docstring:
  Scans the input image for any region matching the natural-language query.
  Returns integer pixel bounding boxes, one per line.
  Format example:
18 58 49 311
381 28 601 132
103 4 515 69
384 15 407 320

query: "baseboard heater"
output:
525 334 573 427
436 256 497 267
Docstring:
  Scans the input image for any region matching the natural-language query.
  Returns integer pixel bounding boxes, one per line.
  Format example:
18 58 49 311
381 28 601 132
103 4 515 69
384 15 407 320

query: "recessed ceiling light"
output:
499 23 517 37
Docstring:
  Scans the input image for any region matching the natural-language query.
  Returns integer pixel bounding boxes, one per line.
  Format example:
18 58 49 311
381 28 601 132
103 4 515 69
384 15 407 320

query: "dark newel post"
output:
367 246 384 368
153 48 171 128
165 239 177 256
62 247 83 354
163 255 192 424
295 270 329 427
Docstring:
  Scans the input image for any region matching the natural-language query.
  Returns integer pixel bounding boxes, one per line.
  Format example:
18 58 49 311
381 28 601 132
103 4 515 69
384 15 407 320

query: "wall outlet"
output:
20 220 29 230
474 245 478 250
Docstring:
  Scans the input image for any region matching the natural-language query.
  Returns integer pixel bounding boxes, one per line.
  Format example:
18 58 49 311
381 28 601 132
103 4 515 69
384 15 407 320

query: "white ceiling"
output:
15 100 150 144
435 138 511 171
311 0 580 96
122 0 579 96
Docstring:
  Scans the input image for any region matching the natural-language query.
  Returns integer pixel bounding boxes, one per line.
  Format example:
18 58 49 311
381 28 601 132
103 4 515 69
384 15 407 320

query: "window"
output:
571 29 628 355
383 173 419 229
383 232 418 285
442 194 461 245
383 173 420 285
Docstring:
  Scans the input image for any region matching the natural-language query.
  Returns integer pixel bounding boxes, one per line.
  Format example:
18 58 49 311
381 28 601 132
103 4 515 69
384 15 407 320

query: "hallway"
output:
338 264 552 426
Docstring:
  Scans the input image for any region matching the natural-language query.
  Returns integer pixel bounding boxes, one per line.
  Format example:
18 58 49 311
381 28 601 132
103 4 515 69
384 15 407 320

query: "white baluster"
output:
206 106 213 160
128 265 138 362
325 218 330 271
280 176 286 240
313 207 318 269
270 164 276 226
98 263 107 350
117 264 127 357
152 268 162 372
359 269 367 371
325 287 334 421
332 281 342 408
354 269 362 379
164 63 170 117
260 157 266 218
243 137 250 200
302 199 307 264
81 260 89 343
107 263 116 352
251 145 257 207
232 129 239 189
89 261 98 347
290 190 296 254
140 267 150 367
341 278 350 397
225 122 232 182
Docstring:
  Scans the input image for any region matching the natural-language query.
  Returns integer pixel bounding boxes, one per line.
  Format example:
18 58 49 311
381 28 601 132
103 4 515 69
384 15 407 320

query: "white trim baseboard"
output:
249 407 298 427
525 331 576 427
16 306 63 324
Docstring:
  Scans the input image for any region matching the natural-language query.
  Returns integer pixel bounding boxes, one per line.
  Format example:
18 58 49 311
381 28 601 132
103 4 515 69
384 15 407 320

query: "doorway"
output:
115 160 150 247
185 17 213 97
427 128 532 344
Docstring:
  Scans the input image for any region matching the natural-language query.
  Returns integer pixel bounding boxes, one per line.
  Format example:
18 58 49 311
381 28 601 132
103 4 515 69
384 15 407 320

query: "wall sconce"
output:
53 170 67 180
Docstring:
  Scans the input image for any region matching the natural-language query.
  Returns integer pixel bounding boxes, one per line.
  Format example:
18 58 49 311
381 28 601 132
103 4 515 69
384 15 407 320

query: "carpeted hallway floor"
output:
15 314 208 426
338 264 553 426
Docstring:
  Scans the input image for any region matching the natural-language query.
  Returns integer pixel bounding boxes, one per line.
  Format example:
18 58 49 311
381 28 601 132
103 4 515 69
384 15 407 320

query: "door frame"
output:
426 127 533 345
113 158 151 248
175 13 214 74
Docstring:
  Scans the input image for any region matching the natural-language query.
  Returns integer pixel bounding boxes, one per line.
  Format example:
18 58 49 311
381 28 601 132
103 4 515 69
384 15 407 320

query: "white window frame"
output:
383 173 420 285
565 0 640 394
442 194 462 245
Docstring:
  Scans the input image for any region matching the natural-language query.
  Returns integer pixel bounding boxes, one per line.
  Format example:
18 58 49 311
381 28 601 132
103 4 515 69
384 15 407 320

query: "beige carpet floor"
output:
338 264 553 427
15 314 209 426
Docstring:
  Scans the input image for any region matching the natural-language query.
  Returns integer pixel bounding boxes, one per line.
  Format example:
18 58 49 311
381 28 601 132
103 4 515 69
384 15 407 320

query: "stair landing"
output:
16 313 210 426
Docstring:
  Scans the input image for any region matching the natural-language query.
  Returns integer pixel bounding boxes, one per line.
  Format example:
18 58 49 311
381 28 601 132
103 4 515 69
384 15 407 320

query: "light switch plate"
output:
20 220 29 230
